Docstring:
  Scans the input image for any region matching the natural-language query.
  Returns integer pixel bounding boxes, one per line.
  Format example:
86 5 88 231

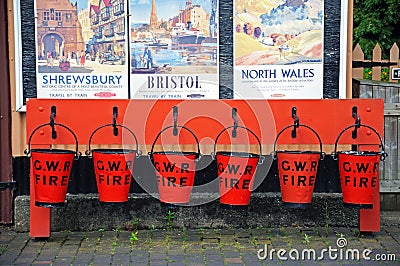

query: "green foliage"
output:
353 0 400 59
130 231 139 245
363 68 390 81
164 210 175 230
381 68 390 81
302 233 311 246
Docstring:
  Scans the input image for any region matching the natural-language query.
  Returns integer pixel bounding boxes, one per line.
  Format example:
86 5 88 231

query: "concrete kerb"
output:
14 193 359 232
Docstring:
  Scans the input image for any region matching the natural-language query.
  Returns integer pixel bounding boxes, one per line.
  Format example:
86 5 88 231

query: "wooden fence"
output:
353 43 400 205
353 42 400 82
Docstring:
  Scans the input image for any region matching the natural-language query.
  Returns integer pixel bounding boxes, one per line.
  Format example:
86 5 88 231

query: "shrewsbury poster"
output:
234 0 324 99
35 0 129 99
129 0 219 99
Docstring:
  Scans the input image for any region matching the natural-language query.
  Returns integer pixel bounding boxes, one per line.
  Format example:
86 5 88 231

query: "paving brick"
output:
242 261 262 266
71 254 94 264
185 235 202 242
130 262 148 266
223 251 241 258
203 247 222 255
91 254 112 265
167 262 186 266
52 256 75 266
149 258 166 265
260 261 282 266
112 254 132 265
167 254 185 263
0 256 15 265
3 223 400 266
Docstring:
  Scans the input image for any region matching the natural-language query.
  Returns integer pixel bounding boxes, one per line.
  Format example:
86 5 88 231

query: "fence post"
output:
372 44 382 81
352 44 364 79
390 43 399 83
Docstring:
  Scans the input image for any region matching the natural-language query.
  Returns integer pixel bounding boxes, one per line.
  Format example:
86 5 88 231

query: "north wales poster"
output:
35 0 129 99
129 0 219 99
234 0 324 99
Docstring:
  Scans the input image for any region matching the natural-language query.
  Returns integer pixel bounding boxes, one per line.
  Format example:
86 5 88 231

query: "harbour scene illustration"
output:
130 0 218 74
234 0 323 66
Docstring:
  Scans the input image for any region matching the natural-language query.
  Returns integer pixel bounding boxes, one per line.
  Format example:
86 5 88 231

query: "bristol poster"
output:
129 0 219 99
35 0 129 99
234 0 324 99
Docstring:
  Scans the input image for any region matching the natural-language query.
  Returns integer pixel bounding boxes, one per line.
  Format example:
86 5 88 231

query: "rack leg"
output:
359 178 380 233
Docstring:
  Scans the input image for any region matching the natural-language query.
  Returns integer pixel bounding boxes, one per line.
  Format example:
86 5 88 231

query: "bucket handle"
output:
272 124 325 160
24 122 80 159
85 124 141 158
149 125 201 160
211 126 265 165
332 124 387 161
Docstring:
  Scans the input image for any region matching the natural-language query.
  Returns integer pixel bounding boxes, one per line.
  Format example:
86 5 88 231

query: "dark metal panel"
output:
13 155 342 195
20 0 36 103
323 0 342 98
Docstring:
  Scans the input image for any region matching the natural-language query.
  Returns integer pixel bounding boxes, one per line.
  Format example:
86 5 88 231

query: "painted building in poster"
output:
149 0 158 29
169 1 211 37
36 0 85 59
89 0 126 56
78 7 93 45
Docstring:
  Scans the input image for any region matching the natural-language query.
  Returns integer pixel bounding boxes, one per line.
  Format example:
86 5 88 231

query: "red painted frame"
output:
26 99 384 237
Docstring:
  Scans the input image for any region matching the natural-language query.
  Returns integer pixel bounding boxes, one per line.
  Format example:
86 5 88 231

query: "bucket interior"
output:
338 151 382 156
216 151 259 158
92 149 136 154
31 149 75 154
276 150 320 155
152 151 199 157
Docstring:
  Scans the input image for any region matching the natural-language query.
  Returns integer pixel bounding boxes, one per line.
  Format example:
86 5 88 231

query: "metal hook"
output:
173 106 178 136
113 106 118 136
232 108 238 138
50 106 57 139
352 106 361 139
291 107 299 138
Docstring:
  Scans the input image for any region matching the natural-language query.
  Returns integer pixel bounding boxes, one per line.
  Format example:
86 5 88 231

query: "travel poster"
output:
35 0 129 99
234 0 324 99
130 0 219 99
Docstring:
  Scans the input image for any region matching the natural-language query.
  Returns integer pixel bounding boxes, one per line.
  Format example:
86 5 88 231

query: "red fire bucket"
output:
149 125 200 205
86 124 140 206
274 124 324 208
25 123 79 208
334 124 387 209
213 126 264 209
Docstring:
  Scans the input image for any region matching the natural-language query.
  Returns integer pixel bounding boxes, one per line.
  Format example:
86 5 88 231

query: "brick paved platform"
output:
1 213 399 265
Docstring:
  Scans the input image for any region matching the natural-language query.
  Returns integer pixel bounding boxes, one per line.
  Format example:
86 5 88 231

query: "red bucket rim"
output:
337 151 382 156
216 151 259 158
92 149 136 154
151 151 199 156
276 150 321 155
31 149 75 154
